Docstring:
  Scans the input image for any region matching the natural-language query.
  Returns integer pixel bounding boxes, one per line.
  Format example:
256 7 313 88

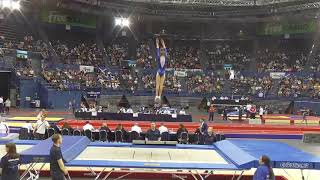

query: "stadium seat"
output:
84 130 93 141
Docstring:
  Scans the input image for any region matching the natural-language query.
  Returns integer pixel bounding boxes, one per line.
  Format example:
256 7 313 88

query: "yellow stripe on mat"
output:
7 117 63 122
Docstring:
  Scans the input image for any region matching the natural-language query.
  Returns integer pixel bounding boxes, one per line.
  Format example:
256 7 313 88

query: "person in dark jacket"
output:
0 143 21 180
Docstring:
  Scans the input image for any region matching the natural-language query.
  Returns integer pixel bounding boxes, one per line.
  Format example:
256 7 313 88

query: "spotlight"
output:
115 18 122 26
11 1 20 10
122 19 130 27
2 0 11 8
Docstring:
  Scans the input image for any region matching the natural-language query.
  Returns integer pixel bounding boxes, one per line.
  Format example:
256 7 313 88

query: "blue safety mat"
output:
20 136 90 164
226 140 320 170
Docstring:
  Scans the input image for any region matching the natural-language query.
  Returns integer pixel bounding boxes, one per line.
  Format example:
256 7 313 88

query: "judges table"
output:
74 112 193 122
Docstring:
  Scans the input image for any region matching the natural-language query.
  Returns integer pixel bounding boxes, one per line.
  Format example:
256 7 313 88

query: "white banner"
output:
80 65 94 73
270 72 286 79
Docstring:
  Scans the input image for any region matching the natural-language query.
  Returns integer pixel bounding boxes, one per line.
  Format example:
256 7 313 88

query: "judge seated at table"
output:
100 123 111 133
83 121 94 131
204 127 216 145
158 123 168 134
145 122 161 141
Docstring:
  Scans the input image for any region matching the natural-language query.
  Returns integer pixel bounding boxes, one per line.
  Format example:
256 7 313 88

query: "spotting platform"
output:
0 136 316 179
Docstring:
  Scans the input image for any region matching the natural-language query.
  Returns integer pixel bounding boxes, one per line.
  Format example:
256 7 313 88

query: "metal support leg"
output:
93 168 106 180
101 169 114 180
113 172 132 180
195 170 204 180
172 174 186 180
231 171 237 180
236 171 244 180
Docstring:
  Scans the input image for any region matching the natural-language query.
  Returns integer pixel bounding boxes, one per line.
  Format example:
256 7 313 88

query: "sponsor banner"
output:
80 65 94 73
270 72 286 79
40 8 96 29
278 162 312 169
258 21 317 35
174 70 187 77
86 88 101 98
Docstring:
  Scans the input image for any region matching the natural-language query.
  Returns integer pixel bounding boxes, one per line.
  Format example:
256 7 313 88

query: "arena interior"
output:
0 0 320 179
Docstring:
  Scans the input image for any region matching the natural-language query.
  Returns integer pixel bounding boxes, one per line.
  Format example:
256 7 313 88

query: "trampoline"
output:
13 136 320 180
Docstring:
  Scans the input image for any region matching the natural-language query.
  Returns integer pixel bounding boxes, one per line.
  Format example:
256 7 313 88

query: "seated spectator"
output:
126 107 133 113
62 122 74 134
83 121 94 131
177 124 188 141
115 124 127 134
158 123 168 134
145 122 161 141
204 127 216 145
100 123 111 133
22 120 33 133
131 123 142 134
179 108 186 115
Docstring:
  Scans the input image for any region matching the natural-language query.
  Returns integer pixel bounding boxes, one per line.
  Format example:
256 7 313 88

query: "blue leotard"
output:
156 48 167 77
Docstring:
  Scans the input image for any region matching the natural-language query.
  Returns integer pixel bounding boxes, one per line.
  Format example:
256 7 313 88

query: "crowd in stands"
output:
168 46 202 69
51 40 105 66
231 75 273 96
205 42 251 71
277 76 320 98
106 37 129 66
136 40 152 69
187 73 224 94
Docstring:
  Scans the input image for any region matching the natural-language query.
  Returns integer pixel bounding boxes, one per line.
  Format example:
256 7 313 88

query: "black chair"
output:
19 128 29 140
61 129 70 136
130 131 140 142
161 132 169 141
84 129 93 141
179 132 189 144
115 130 123 142
47 128 55 138
99 130 108 142
73 129 82 136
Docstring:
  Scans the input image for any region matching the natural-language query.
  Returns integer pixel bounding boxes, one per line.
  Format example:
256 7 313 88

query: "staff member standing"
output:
34 113 50 140
50 134 68 180
0 143 21 180
208 105 215 122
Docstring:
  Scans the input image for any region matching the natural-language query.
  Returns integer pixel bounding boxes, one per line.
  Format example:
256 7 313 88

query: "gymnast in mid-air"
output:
155 37 167 103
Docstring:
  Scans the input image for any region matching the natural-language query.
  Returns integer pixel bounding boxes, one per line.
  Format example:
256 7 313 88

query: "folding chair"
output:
47 128 55 138
19 128 29 140
84 129 93 141
99 130 108 142
161 132 169 141
61 128 70 136
73 129 82 136
115 130 123 142
179 132 189 144
130 131 140 142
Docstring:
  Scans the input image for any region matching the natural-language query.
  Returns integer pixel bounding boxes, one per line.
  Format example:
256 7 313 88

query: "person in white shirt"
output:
179 108 186 115
34 114 50 140
83 121 94 131
158 123 168 134
36 109 45 120
22 120 33 133
0 96 3 113
126 108 133 113
246 104 252 119
131 123 142 134
0 118 9 134
4 98 11 114
259 106 264 121
119 107 126 113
